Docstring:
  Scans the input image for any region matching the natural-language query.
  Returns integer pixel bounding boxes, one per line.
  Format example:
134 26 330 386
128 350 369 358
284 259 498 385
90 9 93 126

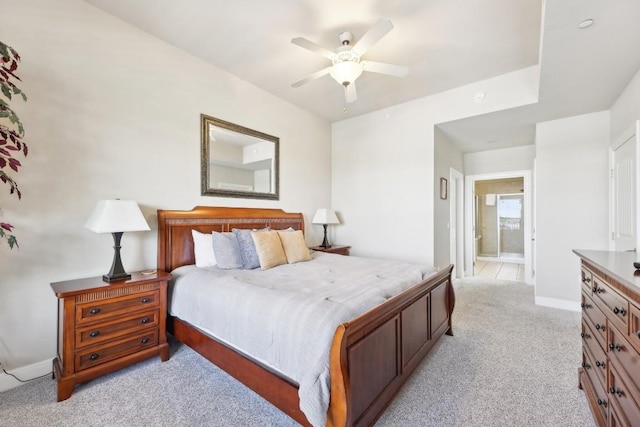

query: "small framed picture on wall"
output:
440 177 448 200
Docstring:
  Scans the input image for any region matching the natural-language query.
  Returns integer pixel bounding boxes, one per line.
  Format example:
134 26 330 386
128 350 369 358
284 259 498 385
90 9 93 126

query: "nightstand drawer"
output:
76 290 159 324
75 330 158 371
75 309 159 348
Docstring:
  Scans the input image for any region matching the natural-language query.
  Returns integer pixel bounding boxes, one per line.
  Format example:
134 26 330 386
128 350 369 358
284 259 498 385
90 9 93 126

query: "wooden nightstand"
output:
310 245 351 256
50 270 171 401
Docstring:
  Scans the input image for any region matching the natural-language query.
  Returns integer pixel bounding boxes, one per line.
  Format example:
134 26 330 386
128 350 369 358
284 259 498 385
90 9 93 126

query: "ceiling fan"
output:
291 19 409 103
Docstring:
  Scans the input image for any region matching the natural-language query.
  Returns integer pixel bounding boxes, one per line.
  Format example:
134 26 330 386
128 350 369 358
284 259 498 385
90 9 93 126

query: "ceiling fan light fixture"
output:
330 61 364 86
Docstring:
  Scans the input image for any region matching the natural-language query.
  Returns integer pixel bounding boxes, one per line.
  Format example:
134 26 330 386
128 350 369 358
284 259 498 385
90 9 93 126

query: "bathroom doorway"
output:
469 176 527 281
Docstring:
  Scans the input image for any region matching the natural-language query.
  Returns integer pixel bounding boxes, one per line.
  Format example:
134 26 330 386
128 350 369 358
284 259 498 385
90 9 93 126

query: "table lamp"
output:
312 208 340 248
85 199 150 282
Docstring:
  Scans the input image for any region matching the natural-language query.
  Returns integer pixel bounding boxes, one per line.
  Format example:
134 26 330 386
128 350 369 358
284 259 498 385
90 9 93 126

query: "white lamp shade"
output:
312 208 340 225
84 200 150 233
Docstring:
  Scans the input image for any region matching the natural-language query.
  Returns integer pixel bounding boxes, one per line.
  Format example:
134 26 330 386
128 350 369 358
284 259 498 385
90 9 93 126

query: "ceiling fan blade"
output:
291 37 335 60
291 66 332 88
345 83 357 103
362 60 409 77
352 19 393 56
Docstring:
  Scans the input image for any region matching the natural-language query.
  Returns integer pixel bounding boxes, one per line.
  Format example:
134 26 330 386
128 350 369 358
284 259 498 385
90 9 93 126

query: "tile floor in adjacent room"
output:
474 259 525 281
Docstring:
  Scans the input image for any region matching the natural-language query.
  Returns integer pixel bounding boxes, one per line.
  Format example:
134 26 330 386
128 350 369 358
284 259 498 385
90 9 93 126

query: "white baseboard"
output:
535 296 581 312
0 359 53 392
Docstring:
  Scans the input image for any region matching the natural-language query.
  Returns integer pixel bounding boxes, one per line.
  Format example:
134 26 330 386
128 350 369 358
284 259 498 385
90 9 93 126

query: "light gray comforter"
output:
168 252 436 427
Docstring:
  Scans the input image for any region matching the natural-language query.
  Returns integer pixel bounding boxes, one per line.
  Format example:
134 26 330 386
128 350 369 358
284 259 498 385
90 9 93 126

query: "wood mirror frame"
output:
201 114 279 200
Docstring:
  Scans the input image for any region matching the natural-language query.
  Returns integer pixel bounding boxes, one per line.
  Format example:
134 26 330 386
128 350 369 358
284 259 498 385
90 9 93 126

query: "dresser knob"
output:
89 308 100 315
141 337 149 344
581 332 590 339
592 286 598 293
636 331 640 339
609 343 621 352
582 362 591 369
596 360 605 369
141 298 150 304
581 302 591 309
89 331 100 337
89 353 99 361
582 277 592 284
597 398 607 407
140 317 150 324
595 324 603 331
610 387 623 397
613 307 627 316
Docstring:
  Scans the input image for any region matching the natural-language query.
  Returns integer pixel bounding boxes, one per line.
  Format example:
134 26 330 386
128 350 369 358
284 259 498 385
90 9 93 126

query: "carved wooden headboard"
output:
157 206 304 272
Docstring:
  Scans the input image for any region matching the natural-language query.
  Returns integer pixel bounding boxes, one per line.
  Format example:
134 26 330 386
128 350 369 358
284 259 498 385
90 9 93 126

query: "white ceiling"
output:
84 0 640 153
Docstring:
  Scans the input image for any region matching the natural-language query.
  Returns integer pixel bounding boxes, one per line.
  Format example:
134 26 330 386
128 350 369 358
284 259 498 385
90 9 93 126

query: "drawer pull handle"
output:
89 331 100 337
597 398 607 407
609 343 621 352
596 360 606 369
141 298 150 304
581 332 590 339
89 353 99 361
581 362 591 369
595 324 603 331
89 308 100 315
593 287 604 294
140 337 149 344
613 306 626 316
140 317 150 324
582 277 592 284
609 387 623 397
581 302 591 309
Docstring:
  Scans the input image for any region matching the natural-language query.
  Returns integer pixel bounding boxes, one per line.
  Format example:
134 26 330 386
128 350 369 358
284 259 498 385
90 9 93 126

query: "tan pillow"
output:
278 230 311 264
251 231 287 270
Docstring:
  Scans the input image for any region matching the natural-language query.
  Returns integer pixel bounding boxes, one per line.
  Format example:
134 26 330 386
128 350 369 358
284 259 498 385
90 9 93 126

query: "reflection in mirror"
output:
201 114 279 200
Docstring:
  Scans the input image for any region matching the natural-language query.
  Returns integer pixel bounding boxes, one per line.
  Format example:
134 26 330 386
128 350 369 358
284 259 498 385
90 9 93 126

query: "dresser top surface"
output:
573 249 640 295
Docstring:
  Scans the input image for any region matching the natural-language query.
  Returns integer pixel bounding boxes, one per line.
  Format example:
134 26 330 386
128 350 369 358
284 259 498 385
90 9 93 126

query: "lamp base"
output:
103 232 131 283
320 224 331 248
102 272 132 282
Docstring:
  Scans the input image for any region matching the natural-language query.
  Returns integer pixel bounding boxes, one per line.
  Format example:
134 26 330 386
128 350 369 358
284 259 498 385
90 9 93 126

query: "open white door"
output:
610 121 639 251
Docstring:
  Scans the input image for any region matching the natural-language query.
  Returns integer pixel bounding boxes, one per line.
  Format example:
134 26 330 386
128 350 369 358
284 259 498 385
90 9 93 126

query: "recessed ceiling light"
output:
578 19 594 29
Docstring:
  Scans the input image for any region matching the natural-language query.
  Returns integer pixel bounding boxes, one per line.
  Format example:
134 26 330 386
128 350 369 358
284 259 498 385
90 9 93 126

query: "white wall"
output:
433 128 464 269
464 145 535 175
0 0 331 374
535 111 609 308
332 66 540 264
610 68 640 142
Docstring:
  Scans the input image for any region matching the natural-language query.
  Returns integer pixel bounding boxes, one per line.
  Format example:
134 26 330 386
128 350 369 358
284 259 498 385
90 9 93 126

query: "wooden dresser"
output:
51 270 171 401
574 250 640 426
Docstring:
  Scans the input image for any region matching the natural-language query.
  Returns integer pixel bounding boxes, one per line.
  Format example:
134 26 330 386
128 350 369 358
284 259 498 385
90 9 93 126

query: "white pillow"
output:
191 229 217 267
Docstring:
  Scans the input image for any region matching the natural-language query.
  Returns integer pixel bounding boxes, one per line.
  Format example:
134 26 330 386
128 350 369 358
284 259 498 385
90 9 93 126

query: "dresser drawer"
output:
587 354 609 425
582 320 602 364
609 325 640 397
592 276 629 332
583 291 607 351
609 363 640 426
75 329 159 371
76 290 159 324
628 304 640 354
581 267 594 294
585 336 607 391
75 309 159 348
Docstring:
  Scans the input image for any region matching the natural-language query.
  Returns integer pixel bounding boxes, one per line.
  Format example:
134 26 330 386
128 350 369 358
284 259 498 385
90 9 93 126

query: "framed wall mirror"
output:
201 114 279 200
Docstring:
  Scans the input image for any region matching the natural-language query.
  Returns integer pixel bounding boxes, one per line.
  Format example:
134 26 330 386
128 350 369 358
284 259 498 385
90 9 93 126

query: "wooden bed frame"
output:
157 206 455 426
